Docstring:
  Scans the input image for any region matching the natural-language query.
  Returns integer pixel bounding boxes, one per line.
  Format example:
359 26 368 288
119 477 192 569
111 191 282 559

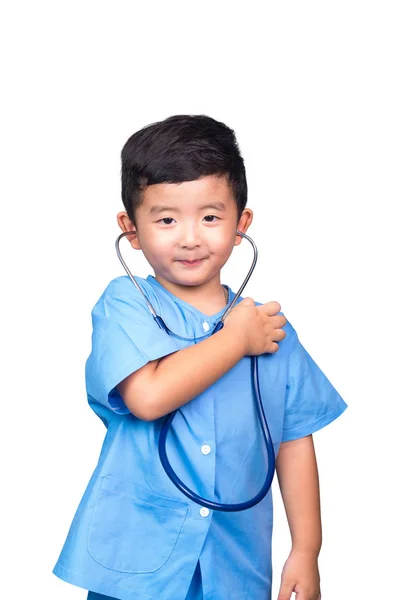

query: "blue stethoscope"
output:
115 230 275 512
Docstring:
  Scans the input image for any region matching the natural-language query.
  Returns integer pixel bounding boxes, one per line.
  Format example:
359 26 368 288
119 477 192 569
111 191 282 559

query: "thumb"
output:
240 297 255 306
277 581 295 600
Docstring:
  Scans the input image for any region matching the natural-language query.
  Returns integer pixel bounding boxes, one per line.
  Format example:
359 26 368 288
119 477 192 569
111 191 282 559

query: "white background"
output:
1 1 399 598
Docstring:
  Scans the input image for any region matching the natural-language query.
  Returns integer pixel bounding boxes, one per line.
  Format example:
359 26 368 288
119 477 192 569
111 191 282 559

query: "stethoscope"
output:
115 230 276 512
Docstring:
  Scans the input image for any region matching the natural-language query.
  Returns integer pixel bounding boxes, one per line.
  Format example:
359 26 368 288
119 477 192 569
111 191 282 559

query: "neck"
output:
154 275 227 315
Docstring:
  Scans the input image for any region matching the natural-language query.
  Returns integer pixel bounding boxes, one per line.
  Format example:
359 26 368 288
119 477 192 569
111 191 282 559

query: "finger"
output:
263 300 281 315
241 297 255 306
292 590 318 600
278 315 287 328
273 329 286 342
277 582 295 600
269 314 287 328
268 342 279 353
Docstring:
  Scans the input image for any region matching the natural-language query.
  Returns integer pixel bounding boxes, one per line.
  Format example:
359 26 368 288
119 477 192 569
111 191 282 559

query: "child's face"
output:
117 175 253 293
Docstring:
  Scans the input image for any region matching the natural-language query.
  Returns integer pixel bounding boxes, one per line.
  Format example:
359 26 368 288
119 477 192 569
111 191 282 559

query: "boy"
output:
53 114 347 600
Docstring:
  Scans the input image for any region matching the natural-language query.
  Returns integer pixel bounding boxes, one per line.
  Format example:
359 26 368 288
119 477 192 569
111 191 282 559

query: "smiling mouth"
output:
177 258 205 265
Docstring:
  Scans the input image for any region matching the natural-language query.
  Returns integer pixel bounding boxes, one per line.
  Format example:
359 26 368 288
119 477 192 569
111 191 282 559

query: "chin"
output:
171 275 207 288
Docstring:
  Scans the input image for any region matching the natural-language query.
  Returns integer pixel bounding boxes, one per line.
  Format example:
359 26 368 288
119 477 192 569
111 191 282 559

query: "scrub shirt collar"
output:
146 275 232 323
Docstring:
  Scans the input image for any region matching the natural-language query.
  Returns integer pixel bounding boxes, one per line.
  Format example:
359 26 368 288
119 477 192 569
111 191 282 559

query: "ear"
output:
234 208 253 246
116 212 141 250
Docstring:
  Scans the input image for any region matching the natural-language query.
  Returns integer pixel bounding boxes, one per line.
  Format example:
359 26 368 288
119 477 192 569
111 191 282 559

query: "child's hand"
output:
277 549 321 600
224 297 286 356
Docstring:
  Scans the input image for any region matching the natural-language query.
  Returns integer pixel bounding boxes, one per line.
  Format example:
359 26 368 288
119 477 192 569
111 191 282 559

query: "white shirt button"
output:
201 444 211 455
200 507 210 518
202 321 210 331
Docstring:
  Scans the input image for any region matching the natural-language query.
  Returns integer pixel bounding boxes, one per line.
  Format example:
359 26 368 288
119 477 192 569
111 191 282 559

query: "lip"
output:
177 258 205 266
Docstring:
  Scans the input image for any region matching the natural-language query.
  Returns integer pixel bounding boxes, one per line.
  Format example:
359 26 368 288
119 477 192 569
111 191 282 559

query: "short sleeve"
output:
85 278 180 415
282 325 347 442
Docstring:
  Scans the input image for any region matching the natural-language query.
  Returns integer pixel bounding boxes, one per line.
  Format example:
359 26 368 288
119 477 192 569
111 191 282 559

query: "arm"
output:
117 297 285 421
275 435 322 600
117 325 247 421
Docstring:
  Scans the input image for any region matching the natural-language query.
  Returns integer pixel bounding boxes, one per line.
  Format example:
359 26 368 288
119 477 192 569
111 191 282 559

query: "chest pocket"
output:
88 475 189 573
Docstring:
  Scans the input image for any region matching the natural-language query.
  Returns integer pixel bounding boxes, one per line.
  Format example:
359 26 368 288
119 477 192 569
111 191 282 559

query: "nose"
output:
179 222 201 249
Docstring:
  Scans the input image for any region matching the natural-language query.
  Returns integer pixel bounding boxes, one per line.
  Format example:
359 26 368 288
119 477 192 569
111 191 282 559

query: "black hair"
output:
121 114 247 224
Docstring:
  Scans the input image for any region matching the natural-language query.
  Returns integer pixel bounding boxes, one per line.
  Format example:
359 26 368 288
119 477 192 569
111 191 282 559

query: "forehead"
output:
140 175 236 213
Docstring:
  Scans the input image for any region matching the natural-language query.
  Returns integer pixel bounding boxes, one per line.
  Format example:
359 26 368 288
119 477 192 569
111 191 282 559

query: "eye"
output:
204 215 219 222
158 217 175 225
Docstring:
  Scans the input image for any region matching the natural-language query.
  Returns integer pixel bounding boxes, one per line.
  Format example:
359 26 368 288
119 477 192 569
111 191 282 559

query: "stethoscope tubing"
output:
158 345 276 512
115 230 276 512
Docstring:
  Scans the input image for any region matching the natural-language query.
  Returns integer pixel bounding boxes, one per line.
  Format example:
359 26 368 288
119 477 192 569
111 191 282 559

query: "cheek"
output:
211 229 237 254
152 237 174 256
139 228 171 256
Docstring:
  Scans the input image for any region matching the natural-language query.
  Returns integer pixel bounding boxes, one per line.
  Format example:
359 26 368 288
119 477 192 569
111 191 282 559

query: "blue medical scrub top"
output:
53 275 347 600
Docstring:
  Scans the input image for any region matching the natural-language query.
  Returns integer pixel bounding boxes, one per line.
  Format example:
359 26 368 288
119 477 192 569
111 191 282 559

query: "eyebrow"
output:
149 202 226 215
149 202 227 215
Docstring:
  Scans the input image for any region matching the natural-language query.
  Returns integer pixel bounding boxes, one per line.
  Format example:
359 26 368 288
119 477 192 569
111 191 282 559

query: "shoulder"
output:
91 275 151 318
104 275 145 298
276 315 298 358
